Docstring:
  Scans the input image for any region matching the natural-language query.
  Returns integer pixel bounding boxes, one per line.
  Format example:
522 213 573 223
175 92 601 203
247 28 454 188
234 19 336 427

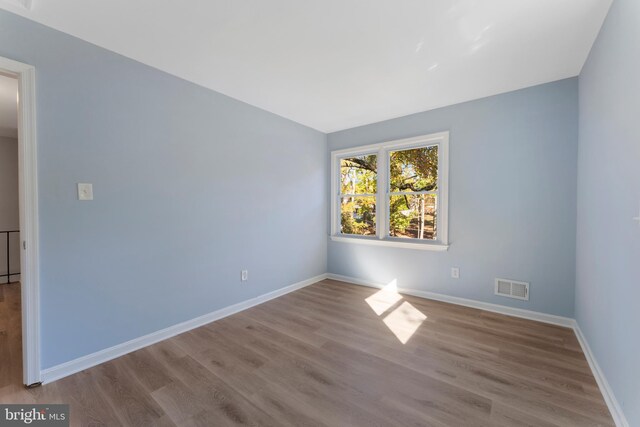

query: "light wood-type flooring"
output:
0 279 614 426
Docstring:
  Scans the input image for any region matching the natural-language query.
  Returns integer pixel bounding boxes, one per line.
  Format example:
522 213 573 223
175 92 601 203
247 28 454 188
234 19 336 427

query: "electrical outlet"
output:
241 270 248 281
451 267 460 279
77 183 93 200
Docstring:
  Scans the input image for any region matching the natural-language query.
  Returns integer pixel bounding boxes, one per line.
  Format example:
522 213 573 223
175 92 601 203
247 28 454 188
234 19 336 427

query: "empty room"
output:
0 0 637 426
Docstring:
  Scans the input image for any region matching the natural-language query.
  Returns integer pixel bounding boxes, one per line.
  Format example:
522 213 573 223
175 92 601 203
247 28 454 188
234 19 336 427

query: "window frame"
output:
330 131 449 251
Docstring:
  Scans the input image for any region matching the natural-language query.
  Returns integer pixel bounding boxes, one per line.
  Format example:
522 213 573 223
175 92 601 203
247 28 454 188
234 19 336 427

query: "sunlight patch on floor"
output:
365 279 402 315
365 279 426 344
382 301 427 344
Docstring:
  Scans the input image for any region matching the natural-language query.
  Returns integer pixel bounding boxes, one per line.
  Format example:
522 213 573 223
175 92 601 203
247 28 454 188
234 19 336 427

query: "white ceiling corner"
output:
0 0 612 132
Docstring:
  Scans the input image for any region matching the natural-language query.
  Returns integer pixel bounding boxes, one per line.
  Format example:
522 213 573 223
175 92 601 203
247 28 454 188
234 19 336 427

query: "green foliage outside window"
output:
389 146 438 192
340 146 438 239
340 155 377 236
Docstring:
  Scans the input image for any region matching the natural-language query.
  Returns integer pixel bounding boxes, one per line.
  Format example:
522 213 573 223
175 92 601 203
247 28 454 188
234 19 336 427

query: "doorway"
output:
0 56 39 387
0 72 21 390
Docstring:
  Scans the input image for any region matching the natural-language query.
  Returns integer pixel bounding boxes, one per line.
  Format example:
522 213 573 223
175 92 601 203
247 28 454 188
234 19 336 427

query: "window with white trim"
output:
331 132 449 250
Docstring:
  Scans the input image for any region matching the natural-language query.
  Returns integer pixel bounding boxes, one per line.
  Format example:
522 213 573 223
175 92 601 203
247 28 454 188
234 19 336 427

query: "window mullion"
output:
388 191 438 196
377 147 385 239
340 193 376 198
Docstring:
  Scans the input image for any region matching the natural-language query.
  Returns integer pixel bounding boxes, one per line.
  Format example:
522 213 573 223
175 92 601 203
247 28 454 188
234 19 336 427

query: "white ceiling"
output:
0 73 18 138
0 0 612 132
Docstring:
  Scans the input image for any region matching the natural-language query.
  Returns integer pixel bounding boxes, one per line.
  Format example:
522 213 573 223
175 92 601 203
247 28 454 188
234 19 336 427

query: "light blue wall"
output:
328 79 579 317
0 10 327 369
577 0 640 423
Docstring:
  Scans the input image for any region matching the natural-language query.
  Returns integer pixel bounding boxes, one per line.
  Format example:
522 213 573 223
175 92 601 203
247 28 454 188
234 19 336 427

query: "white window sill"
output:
330 235 449 251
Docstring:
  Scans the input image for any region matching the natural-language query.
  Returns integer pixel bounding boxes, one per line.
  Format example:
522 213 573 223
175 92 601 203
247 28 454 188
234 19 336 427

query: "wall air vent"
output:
494 278 529 301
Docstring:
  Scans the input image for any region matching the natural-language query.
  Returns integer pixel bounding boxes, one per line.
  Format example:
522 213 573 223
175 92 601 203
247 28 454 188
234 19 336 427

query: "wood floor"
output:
0 279 614 426
0 281 22 392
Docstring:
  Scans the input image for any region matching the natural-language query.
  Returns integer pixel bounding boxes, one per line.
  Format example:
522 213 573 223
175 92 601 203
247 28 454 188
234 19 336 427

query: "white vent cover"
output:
495 278 529 301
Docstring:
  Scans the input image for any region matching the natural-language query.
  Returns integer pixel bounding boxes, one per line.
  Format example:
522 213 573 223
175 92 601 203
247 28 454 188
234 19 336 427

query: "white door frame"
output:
0 55 40 386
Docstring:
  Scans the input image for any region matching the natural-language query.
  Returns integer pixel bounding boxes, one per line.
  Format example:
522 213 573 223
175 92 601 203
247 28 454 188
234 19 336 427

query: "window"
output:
340 154 377 236
331 132 449 250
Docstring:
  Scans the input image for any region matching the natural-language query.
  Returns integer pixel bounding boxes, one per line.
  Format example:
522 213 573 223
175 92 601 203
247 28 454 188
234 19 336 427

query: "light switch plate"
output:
77 183 93 200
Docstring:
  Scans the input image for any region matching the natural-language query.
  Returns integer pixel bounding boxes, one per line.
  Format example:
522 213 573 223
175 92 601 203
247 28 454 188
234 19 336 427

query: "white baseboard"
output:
40 273 328 384
327 272 629 427
573 325 629 427
326 273 574 327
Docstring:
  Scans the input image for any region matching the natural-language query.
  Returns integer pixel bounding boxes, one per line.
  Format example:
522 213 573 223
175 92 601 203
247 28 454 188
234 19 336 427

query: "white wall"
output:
1 9 327 369
576 0 640 423
0 136 20 283
328 79 579 317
